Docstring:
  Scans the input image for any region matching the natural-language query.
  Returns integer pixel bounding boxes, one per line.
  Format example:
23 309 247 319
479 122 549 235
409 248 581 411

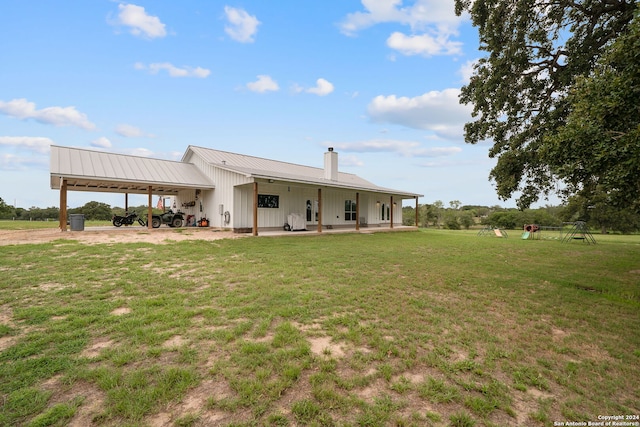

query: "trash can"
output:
69 214 85 231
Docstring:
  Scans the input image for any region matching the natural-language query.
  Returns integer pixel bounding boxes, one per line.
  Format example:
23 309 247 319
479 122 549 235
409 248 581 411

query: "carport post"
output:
317 188 322 233
147 186 153 230
253 182 258 236
356 192 360 231
59 178 67 232
415 196 419 227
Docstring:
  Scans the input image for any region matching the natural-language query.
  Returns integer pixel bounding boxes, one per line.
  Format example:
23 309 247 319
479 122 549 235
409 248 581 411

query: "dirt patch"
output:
146 379 233 426
67 383 107 427
0 227 243 246
0 336 17 352
81 338 115 358
163 335 187 348
110 307 131 316
309 336 345 358
551 327 569 342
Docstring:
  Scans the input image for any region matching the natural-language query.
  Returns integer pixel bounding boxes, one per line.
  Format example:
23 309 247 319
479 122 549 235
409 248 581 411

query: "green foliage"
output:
0 197 13 218
26 397 83 427
449 411 476 427
455 0 637 210
547 11 640 212
563 192 640 234
68 201 112 221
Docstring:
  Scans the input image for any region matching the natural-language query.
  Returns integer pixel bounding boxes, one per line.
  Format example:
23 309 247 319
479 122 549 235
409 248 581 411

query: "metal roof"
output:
50 145 215 195
184 145 422 198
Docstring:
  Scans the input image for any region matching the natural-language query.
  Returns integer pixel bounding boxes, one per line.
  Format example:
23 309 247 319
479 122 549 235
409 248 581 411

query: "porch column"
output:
253 182 258 236
355 192 360 231
415 196 419 227
147 186 153 230
59 178 67 231
317 188 322 233
125 193 128 213
390 196 394 229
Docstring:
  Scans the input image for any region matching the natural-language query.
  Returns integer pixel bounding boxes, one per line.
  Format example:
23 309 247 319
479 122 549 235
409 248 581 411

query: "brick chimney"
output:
324 147 338 181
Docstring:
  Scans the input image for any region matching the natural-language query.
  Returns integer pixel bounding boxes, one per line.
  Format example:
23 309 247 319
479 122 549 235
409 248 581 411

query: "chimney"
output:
324 147 338 181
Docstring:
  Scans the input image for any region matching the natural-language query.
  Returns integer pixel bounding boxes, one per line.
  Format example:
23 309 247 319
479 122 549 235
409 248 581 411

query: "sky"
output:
0 0 554 210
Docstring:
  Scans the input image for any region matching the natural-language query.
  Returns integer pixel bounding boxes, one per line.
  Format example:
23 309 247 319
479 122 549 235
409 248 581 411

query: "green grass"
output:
0 229 639 426
0 219 112 230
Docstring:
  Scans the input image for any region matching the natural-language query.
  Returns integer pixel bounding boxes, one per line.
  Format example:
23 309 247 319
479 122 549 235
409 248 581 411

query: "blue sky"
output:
0 0 543 209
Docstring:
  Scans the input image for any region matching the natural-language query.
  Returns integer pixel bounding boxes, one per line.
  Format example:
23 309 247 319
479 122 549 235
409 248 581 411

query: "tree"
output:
458 211 475 230
455 0 637 209
69 201 112 221
546 10 640 212
0 197 13 219
402 206 416 226
562 192 640 233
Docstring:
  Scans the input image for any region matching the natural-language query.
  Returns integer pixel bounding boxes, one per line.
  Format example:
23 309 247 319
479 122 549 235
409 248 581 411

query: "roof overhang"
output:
247 173 422 199
50 174 214 195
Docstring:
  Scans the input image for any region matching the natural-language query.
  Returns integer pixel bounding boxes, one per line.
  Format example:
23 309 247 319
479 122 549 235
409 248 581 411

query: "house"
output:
50 145 422 234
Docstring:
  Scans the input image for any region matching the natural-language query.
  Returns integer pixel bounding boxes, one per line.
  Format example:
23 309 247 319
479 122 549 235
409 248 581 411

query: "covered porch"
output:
234 180 420 236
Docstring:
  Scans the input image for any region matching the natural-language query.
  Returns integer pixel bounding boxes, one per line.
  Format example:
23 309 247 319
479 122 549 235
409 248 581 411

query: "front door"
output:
380 202 390 224
306 199 318 224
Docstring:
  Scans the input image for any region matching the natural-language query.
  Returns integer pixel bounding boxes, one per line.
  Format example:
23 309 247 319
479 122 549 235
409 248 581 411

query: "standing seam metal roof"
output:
184 145 422 197
50 145 215 193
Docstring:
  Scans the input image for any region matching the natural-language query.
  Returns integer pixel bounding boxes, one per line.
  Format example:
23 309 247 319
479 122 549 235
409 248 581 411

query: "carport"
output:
50 145 215 231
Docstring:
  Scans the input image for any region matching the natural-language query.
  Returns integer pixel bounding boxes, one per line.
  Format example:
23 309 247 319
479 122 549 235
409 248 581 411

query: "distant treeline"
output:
0 199 162 222
2 197 639 234
402 200 640 234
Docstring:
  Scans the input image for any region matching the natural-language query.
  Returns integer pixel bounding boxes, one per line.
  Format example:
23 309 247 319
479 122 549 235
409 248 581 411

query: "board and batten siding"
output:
178 156 253 229
231 183 405 230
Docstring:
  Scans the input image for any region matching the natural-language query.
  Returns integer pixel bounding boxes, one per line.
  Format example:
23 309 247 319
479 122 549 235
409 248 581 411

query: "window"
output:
258 194 279 208
344 200 357 221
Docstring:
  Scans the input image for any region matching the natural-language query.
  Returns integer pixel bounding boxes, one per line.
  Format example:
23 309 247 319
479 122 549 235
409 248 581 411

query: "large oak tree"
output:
455 0 638 210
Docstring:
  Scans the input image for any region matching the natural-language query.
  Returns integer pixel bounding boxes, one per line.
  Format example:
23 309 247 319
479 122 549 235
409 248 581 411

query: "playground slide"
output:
494 229 503 237
521 231 530 240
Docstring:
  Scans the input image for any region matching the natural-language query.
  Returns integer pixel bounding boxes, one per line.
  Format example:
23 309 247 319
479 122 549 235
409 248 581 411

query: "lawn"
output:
0 229 638 426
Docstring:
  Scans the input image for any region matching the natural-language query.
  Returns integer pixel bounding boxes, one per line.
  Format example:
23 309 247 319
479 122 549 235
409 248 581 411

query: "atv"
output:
150 210 184 228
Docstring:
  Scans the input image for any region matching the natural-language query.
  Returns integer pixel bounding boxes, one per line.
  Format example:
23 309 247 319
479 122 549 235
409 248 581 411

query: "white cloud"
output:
339 0 463 35
0 98 95 130
0 136 53 153
115 124 154 138
290 83 304 94
91 137 112 148
0 153 48 171
247 75 279 93
340 1 465 59
386 31 462 57
135 62 210 78
339 154 365 167
328 139 461 158
366 89 473 139
306 78 335 96
458 59 478 84
111 4 167 39
224 6 260 43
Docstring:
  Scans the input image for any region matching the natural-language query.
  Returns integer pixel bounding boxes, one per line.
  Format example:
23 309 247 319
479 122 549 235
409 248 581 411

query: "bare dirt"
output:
0 227 244 246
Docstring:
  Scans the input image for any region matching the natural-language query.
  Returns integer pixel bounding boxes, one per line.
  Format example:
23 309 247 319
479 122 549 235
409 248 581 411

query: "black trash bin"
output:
69 214 85 231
